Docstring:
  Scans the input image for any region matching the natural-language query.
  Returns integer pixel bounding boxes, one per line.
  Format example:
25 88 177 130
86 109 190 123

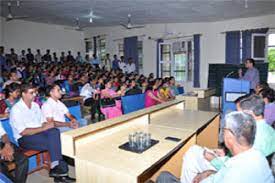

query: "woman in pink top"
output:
145 80 164 108
100 80 123 119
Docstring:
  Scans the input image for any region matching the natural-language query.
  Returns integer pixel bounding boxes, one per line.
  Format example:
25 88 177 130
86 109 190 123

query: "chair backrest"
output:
121 94 145 114
0 172 13 183
177 87 184 94
67 105 82 121
0 118 18 145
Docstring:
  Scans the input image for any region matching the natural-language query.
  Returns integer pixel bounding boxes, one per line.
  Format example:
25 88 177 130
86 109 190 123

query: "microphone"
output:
225 71 235 78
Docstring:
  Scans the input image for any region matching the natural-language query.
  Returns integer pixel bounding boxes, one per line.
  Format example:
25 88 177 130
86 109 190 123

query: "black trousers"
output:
84 97 101 120
0 143 28 183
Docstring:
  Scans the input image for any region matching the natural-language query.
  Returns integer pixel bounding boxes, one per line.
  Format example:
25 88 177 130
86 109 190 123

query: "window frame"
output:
267 31 275 84
98 36 106 60
251 33 267 61
158 38 194 83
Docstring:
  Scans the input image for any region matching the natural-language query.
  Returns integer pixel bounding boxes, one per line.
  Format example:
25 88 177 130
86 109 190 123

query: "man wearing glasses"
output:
155 95 274 183
9 84 75 182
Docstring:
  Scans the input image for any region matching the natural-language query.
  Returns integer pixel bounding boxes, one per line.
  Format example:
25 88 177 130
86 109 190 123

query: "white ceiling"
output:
1 0 275 27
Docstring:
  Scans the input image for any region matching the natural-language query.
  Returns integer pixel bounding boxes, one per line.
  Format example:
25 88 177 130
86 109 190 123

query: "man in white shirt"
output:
42 84 79 132
126 58 136 74
156 112 274 183
9 84 75 182
175 95 275 183
80 76 101 122
118 56 127 73
18 50 26 62
34 49 42 63
0 125 28 183
102 53 111 71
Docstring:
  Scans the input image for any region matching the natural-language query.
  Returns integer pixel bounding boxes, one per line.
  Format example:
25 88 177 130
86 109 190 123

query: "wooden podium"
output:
177 88 216 111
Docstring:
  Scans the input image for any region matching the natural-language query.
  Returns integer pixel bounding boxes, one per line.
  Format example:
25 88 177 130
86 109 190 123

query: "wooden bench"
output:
7 149 51 174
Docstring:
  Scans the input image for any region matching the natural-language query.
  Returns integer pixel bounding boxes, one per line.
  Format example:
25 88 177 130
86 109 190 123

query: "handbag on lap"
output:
101 98 116 108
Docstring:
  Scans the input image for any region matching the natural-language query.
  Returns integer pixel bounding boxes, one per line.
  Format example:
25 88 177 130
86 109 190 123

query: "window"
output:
187 40 194 81
98 36 106 60
252 33 266 61
267 33 275 83
240 32 243 61
138 41 143 72
158 39 194 82
160 44 172 78
118 43 124 57
85 40 93 58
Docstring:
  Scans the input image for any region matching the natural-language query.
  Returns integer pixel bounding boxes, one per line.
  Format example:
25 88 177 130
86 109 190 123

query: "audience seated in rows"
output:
0 45 185 182
9 84 75 182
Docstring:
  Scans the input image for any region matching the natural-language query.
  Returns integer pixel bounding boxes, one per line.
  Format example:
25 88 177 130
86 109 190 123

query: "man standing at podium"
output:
239 58 259 92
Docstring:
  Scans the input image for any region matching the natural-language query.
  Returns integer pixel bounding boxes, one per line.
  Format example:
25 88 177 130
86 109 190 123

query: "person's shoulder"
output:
0 99 6 105
253 67 259 72
31 101 41 109
11 99 24 112
41 98 51 107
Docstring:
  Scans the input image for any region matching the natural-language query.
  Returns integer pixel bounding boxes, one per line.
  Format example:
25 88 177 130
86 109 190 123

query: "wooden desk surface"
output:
61 96 84 102
150 109 219 132
61 99 185 157
75 124 194 178
61 100 220 183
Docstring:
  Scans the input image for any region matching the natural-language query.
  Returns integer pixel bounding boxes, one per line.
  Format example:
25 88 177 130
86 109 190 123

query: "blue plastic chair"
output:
60 105 87 132
0 119 42 172
0 173 13 183
177 87 184 95
121 94 145 114
0 119 17 145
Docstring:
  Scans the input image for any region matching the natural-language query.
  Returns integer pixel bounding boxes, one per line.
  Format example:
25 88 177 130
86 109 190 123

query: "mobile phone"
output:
204 147 218 158
165 136 181 142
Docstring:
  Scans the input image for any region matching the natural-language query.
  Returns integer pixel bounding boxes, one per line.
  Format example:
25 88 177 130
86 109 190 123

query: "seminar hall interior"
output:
0 0 274 183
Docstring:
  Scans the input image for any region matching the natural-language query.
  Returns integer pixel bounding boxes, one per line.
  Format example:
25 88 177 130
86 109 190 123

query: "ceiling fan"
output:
120 14 145 29
5 1 29 22
83 10 102 23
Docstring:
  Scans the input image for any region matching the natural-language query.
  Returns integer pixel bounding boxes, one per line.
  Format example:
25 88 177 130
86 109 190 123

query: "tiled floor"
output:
27 166 76 183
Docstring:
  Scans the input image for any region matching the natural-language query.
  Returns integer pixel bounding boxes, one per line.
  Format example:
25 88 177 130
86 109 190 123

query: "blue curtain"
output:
193 34 200 88
156 39 163 77
124 36 138 73
93 36 97 55
226 31 240 64
242 28 269 62
242 30 251 61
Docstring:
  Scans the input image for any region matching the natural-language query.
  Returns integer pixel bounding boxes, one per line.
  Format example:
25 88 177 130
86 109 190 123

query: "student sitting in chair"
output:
9 84 75 182
0 83 20 119
0 125 28 183
41 83 79 132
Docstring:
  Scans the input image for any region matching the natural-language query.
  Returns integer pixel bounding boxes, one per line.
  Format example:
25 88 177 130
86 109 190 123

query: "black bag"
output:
101 98 116 108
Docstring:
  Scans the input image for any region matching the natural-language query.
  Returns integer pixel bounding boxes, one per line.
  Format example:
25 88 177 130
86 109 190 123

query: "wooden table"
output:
61 99 219 183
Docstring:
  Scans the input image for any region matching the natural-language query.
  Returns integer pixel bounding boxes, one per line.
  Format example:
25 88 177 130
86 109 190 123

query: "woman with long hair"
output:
100 80 123 119
144 80 164 108
0 83 21 118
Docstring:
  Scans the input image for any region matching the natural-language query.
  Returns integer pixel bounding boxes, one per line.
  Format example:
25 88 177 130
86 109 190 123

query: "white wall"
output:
0 17 4 46
1 18 85 56
84 14 275 91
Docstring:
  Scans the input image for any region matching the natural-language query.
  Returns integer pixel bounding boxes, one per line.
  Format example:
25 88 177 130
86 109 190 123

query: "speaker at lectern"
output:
222 78 250 113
